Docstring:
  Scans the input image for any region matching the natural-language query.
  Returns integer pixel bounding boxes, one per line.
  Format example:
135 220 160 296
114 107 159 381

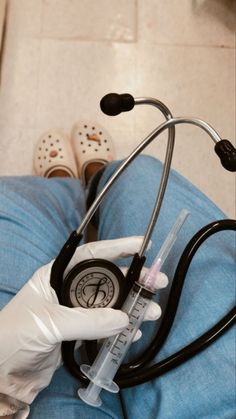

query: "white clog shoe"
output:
71 121 115 185
34 130 78 178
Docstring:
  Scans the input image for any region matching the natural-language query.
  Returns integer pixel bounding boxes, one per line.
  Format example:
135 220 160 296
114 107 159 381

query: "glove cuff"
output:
0 394 29 418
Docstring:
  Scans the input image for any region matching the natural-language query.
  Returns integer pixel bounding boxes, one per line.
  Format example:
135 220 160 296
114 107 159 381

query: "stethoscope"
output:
50 93 236 388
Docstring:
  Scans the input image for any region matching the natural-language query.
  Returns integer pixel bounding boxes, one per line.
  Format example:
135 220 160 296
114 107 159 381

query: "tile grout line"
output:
134 0 138 44
0 0 8 86
34 0 45 131
24 35 235 50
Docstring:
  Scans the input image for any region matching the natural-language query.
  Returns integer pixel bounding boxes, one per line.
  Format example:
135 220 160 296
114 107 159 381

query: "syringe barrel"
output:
79 209 189 405
84 283 153 388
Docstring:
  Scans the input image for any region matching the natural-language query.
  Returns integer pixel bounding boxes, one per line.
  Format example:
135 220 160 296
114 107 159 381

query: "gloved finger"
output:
120 267 168 290
125 299 161 323
144 301 162 321
152 272 168 290
50 305 129 343
131 302 162 342
66 236 149 273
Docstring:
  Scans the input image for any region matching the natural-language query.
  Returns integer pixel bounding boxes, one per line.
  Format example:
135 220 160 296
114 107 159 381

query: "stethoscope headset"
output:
50 93 236 388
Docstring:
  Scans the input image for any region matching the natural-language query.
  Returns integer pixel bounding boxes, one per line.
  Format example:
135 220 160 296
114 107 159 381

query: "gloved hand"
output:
0 236 168 407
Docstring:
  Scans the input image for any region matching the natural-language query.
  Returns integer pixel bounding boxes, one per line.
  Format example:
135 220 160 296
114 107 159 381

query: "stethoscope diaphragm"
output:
61 259 126 309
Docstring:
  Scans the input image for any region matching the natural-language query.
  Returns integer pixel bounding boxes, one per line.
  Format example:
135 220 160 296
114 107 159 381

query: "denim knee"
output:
98 155 163 193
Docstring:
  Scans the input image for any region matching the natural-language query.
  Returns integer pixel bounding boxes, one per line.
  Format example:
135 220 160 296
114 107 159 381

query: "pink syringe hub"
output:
141 257 162 292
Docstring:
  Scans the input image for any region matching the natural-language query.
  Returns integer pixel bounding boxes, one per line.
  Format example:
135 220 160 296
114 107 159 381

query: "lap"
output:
0 161 235 418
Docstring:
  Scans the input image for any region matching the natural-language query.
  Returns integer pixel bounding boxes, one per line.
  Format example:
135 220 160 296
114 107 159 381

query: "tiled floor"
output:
0 0 235 216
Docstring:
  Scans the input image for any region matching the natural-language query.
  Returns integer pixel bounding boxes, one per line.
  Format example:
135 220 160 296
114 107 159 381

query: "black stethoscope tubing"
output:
61 219 236 387
117 219 236 387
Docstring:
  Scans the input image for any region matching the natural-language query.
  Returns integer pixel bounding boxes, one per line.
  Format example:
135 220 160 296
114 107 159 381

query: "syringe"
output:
78 209 189 407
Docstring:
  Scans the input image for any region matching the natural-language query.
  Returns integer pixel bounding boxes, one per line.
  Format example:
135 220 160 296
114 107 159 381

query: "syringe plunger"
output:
78 284 151 406
78 382 103 407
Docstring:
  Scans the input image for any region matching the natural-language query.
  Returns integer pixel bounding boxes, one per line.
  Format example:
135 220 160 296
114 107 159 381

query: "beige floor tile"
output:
0 37 41 127
35 39 137 133
0 125 42 176
133 44 235 136
0 0 235 218
42 0 136 42
133 44 235 217
139 0 236 47
0 0 7 51
5 0 42 36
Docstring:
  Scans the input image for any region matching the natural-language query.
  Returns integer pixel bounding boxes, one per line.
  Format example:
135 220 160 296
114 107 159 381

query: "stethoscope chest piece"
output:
61 259 126 309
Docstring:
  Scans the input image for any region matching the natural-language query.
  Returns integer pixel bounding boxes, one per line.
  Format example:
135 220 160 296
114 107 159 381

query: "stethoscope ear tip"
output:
215 140 236 172
100 93 135 116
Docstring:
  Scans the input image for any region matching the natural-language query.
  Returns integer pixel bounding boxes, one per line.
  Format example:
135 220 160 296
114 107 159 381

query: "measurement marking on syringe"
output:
113 344 122 350
111 348 122 357
99 296 149 367
131 315 139 320
117 335 126 343
133 306 140 313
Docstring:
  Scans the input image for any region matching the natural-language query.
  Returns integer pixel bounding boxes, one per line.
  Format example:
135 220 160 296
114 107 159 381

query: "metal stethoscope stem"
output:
76 97 222 258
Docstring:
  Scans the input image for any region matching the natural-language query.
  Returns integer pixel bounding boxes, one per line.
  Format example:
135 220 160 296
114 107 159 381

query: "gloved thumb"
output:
49 305 129 343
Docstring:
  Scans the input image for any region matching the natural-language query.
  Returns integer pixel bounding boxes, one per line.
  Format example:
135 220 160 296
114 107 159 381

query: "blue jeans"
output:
0 156 235 419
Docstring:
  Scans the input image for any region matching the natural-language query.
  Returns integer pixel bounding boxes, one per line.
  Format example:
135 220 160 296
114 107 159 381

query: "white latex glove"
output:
0 236 167 407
